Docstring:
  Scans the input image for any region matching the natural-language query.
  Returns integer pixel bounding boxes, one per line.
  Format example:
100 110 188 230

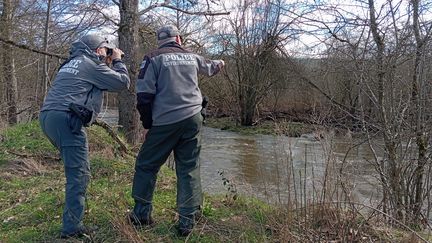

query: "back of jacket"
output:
136 42 223 126
41 41 130 120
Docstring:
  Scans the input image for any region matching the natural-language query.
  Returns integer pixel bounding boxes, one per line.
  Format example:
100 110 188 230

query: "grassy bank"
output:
0 122 428 242
0 122 274 242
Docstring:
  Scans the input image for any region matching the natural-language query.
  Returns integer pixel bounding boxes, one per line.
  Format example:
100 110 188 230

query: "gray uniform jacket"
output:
136 42 223 127
41 41 130 122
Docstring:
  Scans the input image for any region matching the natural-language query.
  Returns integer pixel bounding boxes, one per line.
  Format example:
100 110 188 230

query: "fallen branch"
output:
6 150 61 161
93 119 134 157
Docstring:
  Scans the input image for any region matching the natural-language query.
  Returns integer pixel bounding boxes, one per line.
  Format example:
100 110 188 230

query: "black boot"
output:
177 214 195 236
60 225 98 239
129 212 154 226
129 202 154 227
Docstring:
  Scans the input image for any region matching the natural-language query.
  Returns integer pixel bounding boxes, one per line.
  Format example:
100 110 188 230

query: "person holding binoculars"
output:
39 34 130 239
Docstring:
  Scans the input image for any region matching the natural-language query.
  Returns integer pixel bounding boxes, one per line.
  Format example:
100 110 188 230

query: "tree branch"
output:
91 4 120 26
93 119 133 157
276 45 350 111
0 36 67 60
111 0 119 6
138 2 230 16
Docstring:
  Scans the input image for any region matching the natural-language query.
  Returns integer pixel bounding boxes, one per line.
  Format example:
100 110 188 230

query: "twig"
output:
91 4 120 26
291 201 429 242
138 2 230 16
320 201 430 243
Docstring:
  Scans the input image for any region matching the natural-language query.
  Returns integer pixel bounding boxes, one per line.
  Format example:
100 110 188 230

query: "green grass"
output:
0 122 57 154
0 122 275 242
0 121 426 242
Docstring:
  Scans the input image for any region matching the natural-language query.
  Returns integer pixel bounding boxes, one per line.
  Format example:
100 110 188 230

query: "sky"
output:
83 0 432 57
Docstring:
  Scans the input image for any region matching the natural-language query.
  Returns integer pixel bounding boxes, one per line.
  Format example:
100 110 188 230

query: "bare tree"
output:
409 0 432 224
307 0 432 226
1 0 18 124
216 0 301 125
0 0 120 119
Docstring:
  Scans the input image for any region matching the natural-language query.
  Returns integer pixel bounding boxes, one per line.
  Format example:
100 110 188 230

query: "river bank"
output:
0 122 428 242
205 117 317 136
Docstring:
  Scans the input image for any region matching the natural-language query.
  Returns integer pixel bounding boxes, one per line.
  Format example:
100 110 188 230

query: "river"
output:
99 109 382 205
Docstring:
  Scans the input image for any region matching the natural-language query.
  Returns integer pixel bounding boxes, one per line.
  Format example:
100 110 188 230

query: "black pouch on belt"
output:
68 103 93 127
201 96 209 123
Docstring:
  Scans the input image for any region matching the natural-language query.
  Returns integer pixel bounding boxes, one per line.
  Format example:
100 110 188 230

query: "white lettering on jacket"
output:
58 67 79 75
163 54 196 66
58 60 82 75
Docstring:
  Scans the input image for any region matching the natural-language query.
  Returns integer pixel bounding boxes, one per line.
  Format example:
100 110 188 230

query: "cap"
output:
80 34 116 50
157 25 180 45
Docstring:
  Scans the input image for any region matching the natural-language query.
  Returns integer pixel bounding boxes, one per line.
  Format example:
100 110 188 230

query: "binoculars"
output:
107 48 113 56
107 48 125 58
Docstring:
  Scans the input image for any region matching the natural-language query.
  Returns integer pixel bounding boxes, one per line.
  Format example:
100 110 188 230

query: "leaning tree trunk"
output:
118 0 140 144
1 0 18 125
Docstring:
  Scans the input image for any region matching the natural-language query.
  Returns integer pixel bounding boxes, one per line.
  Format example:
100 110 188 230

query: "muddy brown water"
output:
99 109 382 205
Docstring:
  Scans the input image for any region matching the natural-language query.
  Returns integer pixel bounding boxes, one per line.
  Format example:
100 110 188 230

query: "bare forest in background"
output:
1 0 432 229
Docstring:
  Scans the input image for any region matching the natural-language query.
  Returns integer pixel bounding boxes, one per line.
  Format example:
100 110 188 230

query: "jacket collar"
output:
158 41 183 50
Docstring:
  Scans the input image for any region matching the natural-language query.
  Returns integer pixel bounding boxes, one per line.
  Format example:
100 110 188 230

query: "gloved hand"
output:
217 60 225 71
201 96 209 124
201 108 207 124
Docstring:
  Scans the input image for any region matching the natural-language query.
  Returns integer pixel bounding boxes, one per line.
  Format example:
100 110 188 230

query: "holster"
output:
68 103 93 127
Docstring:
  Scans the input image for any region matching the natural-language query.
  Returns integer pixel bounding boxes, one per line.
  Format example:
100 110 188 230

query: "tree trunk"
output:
368 0 404 221
1 0 18 124
40 0 52 108
239 86 256 126
118 0 140 144
411 0 427 225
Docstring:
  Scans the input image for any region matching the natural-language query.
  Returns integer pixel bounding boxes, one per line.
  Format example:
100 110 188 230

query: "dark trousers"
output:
132 112 203 218
39 111 90 235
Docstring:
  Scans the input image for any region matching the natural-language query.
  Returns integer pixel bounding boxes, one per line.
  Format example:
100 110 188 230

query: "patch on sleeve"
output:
138 58 149 79
140 60 147 69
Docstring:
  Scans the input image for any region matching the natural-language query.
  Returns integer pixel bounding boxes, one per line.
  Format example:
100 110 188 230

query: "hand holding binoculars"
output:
107 48 125 59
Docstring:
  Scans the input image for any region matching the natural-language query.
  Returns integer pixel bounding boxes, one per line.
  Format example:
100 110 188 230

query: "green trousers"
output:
132 112 203 218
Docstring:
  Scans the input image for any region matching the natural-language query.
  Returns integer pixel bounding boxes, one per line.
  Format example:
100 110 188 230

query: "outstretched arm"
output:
196 55 225 77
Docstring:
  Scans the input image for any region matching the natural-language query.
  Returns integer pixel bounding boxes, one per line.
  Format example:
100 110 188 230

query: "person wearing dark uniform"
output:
39 34 130 238
130 25 224 236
